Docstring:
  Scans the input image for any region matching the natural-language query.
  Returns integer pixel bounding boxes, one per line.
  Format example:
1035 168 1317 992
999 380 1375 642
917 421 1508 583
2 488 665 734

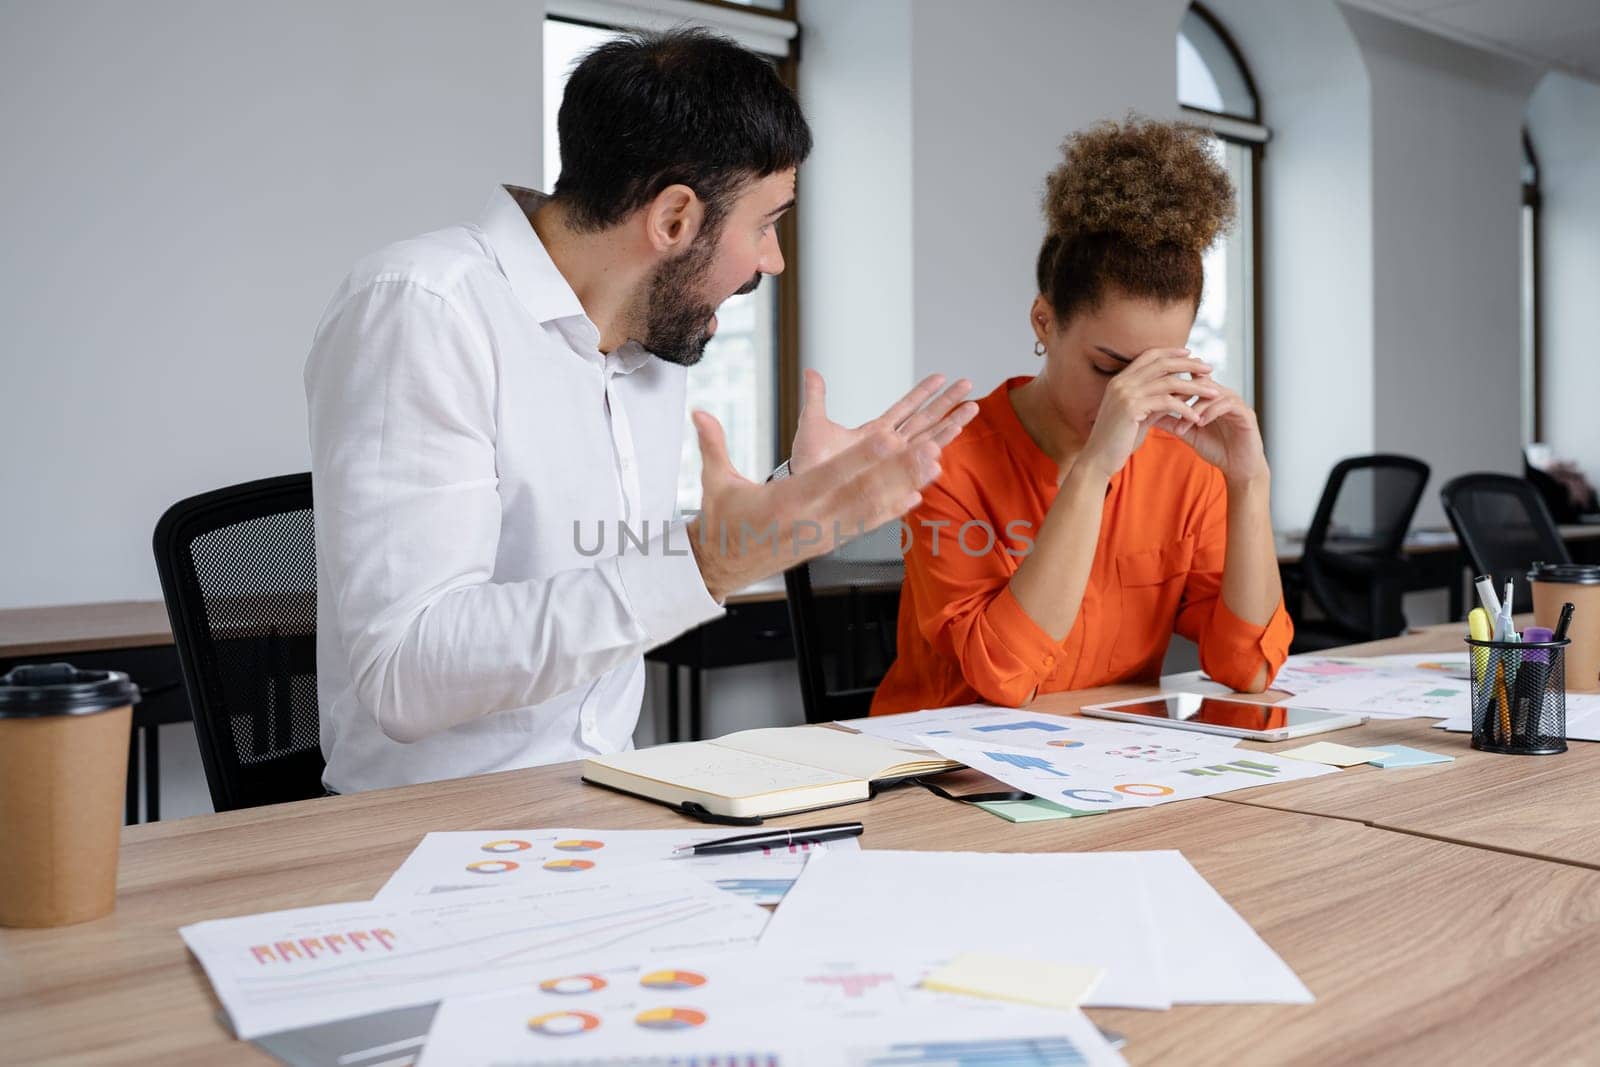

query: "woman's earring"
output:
1033 341 1046 358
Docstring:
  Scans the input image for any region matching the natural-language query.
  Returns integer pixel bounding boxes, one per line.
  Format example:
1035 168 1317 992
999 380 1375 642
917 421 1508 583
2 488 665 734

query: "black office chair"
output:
153 473 324 811
1441 473 1571 610
1290 454 1430 653
784 530 904 724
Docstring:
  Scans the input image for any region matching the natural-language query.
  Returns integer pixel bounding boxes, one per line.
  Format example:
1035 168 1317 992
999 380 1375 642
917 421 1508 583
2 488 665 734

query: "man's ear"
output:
642 184 704 256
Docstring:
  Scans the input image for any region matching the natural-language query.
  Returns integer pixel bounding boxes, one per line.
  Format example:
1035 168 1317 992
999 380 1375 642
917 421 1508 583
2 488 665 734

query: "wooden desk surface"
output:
0 600 174 659
0 582 793 660
1029 622 1600 870
4 763 1600 1065
1272 522 1600 565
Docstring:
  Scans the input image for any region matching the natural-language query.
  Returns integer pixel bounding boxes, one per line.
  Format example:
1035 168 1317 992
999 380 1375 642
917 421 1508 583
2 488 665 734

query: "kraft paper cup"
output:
0 663 140 927
1530 564 1600 694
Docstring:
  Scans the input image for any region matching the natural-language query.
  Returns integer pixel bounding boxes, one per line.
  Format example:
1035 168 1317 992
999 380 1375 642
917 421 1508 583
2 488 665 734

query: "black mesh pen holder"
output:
1465 637 1569 755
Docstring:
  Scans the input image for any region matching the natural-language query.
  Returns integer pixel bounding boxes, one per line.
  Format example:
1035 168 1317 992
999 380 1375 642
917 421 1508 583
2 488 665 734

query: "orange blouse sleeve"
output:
902 480 1059 707
1173 470 1294 690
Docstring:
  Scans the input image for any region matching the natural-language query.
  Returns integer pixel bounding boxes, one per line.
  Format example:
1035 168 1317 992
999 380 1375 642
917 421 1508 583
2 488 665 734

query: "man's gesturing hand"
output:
789 369 978 475
688 410 945 602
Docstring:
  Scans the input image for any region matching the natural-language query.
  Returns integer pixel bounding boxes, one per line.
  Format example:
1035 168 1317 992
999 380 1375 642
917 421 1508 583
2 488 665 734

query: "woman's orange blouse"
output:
871 376 1292 716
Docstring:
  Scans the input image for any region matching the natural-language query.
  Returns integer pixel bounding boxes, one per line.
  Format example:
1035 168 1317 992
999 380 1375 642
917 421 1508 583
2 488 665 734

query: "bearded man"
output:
304 28 975 793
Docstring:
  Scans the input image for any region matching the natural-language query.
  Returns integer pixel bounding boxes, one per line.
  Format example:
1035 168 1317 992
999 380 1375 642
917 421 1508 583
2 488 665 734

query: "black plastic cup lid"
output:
1527 562 1600 585
0 663 142 718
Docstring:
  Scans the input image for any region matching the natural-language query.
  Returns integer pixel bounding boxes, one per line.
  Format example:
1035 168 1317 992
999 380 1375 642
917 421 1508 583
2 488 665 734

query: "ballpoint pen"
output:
672 821 865 857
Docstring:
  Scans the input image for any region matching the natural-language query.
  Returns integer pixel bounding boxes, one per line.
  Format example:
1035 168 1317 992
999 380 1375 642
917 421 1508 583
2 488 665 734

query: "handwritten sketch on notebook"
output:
375 828 857 906
181 871 770 1040
416 953 1126 1067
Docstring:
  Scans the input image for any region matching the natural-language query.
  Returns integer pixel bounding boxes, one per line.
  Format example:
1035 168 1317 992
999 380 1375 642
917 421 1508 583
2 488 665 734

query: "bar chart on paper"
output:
180 873 770 1040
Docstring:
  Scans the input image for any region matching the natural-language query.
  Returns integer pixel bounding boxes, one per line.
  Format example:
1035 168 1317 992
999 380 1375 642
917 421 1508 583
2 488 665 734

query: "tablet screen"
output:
1100 694 1301 731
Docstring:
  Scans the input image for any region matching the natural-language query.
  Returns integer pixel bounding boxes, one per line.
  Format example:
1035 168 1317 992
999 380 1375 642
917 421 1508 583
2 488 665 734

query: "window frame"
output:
1523 128 1542 444
543 4 803 481
1179 2 1268 445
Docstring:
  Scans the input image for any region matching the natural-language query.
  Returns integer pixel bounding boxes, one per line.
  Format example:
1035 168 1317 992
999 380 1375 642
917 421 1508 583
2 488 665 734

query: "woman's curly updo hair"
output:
1037 116 1235 325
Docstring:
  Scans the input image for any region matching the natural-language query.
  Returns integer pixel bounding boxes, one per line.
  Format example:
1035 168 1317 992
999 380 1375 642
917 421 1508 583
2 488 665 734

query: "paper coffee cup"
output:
0 663 140 927
1529 563 1600 693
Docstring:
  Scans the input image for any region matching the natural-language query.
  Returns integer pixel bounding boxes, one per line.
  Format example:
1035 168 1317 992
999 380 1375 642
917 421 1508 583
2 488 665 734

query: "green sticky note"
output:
974 798 1106 822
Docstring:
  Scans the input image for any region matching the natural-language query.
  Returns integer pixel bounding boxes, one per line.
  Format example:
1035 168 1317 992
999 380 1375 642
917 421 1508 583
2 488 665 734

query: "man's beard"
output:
642 241 763 368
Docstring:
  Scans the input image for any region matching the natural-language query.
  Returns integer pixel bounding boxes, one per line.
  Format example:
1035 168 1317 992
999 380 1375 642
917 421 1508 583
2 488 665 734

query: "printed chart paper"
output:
761 850 1310 1011
181 871 770 1039
919 734 1336 817
376 828 857 906
1282 676 1470 719
760 850 1171 1010
417 953 1126 1067
842 704 1239 754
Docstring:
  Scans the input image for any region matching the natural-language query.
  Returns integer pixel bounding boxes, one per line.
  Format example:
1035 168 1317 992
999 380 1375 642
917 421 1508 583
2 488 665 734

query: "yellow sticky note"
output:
1278 741 1391 767
922 951 1104 1010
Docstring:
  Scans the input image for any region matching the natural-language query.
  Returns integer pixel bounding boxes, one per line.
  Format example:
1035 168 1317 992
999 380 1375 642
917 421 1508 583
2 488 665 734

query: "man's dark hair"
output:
553 28 812 235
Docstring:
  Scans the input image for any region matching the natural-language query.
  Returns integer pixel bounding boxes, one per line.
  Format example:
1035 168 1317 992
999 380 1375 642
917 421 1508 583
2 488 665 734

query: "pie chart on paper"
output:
542 859 596 873
634 1007 708 1031
640 969 708 991
540 974 608 995
527 1010 601 1036
553 839 605 852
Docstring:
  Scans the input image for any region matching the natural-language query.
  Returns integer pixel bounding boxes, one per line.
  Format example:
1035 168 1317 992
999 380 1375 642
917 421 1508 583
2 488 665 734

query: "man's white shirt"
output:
305 186 722 793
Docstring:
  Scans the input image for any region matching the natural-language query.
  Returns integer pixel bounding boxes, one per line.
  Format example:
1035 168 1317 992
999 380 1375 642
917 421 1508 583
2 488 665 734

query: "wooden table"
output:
8 620 1600 1064
4 765 1600 1065
0 602 187 824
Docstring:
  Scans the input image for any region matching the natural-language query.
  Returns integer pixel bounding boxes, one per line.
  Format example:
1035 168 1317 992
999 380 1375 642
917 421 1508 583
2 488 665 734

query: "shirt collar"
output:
992 376 1125 493
479 185 655 377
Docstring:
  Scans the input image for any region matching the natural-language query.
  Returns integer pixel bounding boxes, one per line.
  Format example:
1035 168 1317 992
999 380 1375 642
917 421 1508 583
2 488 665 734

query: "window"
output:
1521 129 1541 445
1177 5 1266 427
542 3 799 514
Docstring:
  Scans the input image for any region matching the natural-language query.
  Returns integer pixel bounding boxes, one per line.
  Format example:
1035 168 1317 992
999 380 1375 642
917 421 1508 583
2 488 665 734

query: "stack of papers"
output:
376 826 856 906
761 850 1312 1008
418 954 1126 1066
1164 652 1474 720
181 830 1312 1063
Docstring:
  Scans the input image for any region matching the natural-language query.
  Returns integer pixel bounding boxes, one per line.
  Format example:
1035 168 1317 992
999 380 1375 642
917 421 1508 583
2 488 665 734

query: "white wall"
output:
1207 0 1377 531
1346 6 1538 526
907 0 1190 390
0 0 542 609
799 0 1189 412
1527 72 1600 481
796 0 915 430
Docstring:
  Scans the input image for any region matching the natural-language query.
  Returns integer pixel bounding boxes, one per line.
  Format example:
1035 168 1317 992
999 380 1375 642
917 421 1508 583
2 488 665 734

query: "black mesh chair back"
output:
784 526 904 724
1301 454 1430 642
1441 473 1571 609
153 474 324 811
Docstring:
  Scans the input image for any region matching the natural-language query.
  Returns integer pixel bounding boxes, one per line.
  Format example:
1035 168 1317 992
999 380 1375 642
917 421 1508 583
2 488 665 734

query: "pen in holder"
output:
1465 636 1568 755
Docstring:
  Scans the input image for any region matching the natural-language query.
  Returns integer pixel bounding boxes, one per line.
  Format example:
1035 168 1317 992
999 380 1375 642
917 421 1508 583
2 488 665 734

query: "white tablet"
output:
1080 692 1366 742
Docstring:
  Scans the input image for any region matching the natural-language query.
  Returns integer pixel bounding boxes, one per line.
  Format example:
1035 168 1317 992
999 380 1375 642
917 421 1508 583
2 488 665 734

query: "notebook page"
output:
715 726 954 781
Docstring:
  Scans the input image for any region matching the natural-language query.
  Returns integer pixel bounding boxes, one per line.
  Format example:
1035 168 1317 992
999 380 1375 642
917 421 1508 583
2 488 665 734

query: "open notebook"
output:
581 726 958 822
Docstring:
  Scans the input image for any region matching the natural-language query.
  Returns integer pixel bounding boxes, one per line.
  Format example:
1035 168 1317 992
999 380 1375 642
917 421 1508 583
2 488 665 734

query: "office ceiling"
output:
1349 0 1600 83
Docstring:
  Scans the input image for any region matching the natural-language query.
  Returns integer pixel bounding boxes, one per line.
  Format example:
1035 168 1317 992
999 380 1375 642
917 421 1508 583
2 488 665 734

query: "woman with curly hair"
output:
872 117 1291 714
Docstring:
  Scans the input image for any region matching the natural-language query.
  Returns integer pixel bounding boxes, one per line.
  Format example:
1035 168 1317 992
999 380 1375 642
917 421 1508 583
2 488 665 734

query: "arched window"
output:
1522 129 1541 444
1178 4 1267 430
